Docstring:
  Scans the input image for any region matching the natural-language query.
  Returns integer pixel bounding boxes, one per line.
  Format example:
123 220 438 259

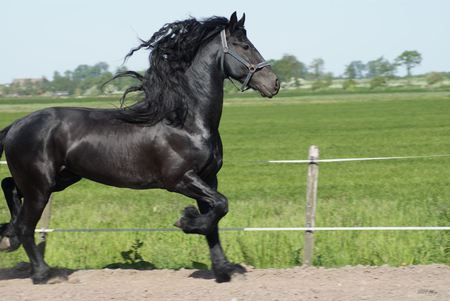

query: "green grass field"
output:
0 91 449 269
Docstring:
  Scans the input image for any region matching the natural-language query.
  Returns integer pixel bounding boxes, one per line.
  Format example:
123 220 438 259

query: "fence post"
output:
37 197 52 257
303 145 319 266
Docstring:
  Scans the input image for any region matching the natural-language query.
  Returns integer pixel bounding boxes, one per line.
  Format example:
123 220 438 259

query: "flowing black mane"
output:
112 16 229 126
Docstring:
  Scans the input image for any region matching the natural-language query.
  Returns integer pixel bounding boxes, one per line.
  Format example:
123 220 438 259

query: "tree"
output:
365 57 397 89
51 71 75 94
309 58 324 80
68 62 112 93
270 54 307 83
366 57 396 78
344 61 366 79
395 50 422 77
72 64 91 83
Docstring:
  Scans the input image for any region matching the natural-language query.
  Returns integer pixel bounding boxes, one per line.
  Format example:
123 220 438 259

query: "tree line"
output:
0 50 448 97
270 50 447 90
0 63 135 97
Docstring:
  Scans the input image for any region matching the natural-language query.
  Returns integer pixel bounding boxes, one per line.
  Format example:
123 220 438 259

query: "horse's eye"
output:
242 44 250 50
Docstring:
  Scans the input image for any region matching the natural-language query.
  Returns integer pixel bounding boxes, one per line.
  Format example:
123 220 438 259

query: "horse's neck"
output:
185 43 224 132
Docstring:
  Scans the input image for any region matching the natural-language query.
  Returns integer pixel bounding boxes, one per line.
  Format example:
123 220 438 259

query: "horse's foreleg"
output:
196 201 246 282
174 172 246 282
174 170 228 235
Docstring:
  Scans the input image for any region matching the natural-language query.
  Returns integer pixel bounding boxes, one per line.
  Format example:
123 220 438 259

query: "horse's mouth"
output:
258 85 279 98
260 90 275 98
250 78 280 98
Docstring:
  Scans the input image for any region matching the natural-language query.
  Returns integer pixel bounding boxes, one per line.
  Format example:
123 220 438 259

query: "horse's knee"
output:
214 195 228 218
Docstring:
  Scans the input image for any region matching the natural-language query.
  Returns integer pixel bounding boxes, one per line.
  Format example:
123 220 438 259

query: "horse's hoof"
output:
174 206 208 235
173 220 182 228
0 236 21 252
173 205 198 228
31 268 51 285
0 236 11 251
182 205 201 218
214 262 247 283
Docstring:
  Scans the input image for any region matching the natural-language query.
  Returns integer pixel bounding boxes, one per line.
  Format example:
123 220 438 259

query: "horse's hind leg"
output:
2 177 22 219
0 177 22 252
15 188 52 284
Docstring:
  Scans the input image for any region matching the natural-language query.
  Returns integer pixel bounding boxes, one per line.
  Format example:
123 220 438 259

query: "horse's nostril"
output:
275 78 280 90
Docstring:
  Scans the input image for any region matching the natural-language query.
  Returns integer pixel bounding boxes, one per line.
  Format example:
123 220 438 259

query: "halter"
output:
220 29 271 92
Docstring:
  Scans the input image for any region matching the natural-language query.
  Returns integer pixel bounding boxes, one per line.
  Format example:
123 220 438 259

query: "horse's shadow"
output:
0 261 216 282
0 262 75 282
104 260 216 280
188 269 215 280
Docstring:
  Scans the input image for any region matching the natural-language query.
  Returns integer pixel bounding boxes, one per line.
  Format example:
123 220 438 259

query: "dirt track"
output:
0 264 449 301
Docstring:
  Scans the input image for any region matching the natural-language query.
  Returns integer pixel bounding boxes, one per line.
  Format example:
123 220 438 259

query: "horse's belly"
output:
66 161 162 190
81 173 160 190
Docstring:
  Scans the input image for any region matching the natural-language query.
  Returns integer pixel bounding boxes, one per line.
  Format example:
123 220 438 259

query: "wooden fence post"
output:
303 145 319 266
37 197 52 256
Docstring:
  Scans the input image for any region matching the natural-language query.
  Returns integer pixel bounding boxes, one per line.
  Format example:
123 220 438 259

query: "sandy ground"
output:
0 264 449 301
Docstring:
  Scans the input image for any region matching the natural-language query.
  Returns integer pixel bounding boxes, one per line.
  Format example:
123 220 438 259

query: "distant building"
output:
11 77 46 86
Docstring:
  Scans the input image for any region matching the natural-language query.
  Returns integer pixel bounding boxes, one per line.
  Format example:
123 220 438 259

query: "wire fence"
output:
267 154 450 164
33 226 450 233
2 148 450 263
2 152 450 235
3 154 450 166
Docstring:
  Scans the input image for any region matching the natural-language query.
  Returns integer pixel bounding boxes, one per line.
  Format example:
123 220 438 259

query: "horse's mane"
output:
112 16 229 126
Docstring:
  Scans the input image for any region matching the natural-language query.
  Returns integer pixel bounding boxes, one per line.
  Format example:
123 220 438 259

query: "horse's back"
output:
3 107 110 170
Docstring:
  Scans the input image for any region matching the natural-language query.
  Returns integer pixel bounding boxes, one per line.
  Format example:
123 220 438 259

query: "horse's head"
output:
221 12 280 98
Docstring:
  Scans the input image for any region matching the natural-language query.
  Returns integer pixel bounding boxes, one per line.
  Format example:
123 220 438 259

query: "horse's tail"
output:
0 125 20 251
0 126 11 239
0 125 12 159
0 126 8 247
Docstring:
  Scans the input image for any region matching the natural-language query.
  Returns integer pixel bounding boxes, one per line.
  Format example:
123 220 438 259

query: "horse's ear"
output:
237 13 246 27
228 11 238 32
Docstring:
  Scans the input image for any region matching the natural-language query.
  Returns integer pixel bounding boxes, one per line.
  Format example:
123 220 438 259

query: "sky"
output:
1 0 449 83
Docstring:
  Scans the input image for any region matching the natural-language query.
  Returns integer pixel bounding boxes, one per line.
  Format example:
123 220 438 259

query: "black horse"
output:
0 12 279 284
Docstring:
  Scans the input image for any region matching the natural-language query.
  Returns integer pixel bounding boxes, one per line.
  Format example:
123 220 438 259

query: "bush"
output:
426 72 444 86
311 80 323 91
342 79 357 90
311 74 333 91
369 76 387 89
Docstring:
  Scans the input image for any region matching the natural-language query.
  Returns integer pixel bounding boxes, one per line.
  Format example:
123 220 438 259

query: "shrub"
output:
426 72 444 86
369 76 387 89
342 79 357 90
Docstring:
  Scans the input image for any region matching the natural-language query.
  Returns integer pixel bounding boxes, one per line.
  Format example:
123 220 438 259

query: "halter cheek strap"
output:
220 29 270 92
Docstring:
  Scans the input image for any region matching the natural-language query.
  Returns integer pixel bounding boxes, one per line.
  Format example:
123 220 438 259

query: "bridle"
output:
220 29 271 92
